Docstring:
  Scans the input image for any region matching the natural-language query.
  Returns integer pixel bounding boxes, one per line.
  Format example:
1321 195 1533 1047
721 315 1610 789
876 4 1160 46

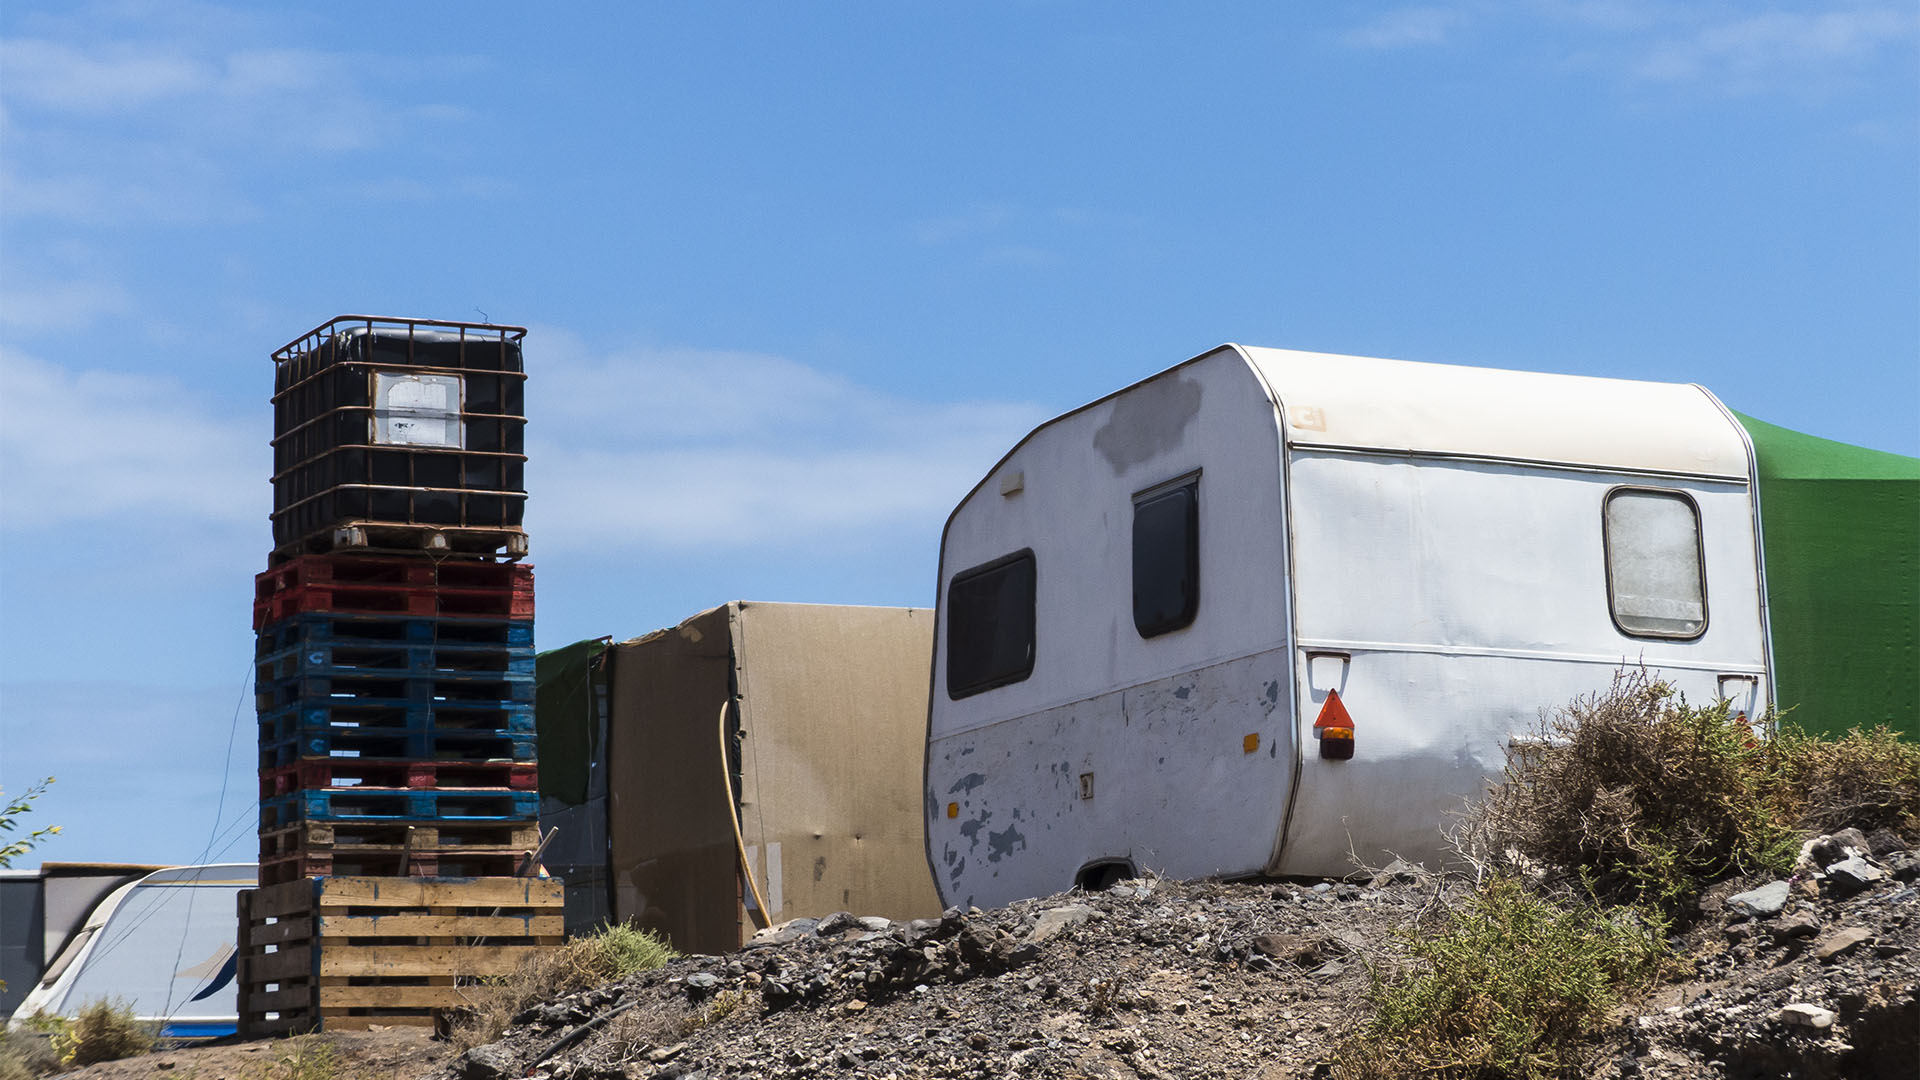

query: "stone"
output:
814 911 858 936
1777 1003 1836 1029
1813 927 1873 962
856 916 893 932
1824 857 1885 897
1728 881 1791 917
1799 829 1871 872
1770 911 1821 940
1864 829 1907 857
459 1044 517 1080
1884 852 1920 884
1027 904 1098 943
684 972 721 994
647 1042 688 1062
1368 858 1425 887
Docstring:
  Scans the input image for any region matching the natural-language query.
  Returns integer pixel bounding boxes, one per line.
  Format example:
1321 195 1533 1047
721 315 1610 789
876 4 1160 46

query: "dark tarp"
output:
1736 412 1919 737
536 638 608 806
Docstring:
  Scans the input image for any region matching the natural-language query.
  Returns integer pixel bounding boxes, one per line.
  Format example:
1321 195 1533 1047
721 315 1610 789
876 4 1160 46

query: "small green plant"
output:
0 778 61 868
1333 879 1666 1080
591 921 678 977
244 1036 337 1080
682 987 747 1033
51 998 153 1067
449 922 678 1049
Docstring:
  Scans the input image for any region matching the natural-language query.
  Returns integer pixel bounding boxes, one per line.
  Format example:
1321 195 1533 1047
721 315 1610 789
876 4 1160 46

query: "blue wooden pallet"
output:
255 640 536 682
257 698 535 734
255 670 535 713
258 728 537 768
254 612 534 656
260 788 540 827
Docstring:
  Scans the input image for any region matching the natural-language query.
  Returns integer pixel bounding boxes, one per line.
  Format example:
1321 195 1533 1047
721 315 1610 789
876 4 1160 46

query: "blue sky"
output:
2 2 1915 865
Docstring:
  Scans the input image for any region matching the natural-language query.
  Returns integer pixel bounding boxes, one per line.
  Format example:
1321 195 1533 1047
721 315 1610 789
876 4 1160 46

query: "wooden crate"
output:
236 875 563 1036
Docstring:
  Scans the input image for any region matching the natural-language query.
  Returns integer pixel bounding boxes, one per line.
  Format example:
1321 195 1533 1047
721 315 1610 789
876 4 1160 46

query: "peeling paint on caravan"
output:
925 345 1769 909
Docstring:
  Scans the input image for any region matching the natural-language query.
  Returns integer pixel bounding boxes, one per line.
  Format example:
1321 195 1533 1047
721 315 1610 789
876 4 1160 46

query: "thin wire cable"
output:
161 653 255 1022
81 656 257 975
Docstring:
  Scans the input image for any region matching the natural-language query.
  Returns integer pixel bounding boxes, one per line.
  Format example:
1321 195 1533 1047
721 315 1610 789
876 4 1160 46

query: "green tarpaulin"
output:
536 638 608 805
1736 412 1919 737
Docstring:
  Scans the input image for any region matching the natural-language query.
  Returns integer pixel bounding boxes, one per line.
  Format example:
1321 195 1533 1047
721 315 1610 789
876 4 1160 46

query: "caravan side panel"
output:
927 349 1296 908
1277 453 1766 875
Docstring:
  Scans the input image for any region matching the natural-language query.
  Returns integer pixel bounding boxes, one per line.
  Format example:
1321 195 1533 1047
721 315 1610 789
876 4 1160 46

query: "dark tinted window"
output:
1133 481 1198 638
946 551 1036 698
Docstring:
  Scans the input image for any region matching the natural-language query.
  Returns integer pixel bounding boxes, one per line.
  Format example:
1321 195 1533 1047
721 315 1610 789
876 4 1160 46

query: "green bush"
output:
1334 879 1666 1080
51 998 152 1067
1470 671 1800 915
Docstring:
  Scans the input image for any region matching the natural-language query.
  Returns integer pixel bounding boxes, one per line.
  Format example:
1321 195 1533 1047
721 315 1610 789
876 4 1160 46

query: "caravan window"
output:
947 551 1036 698
1133 479 1199 638
1604 488 1707 639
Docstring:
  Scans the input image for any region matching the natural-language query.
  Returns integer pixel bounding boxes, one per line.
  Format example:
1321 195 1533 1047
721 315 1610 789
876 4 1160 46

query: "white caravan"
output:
10 865 256 1040
924 346 1770 909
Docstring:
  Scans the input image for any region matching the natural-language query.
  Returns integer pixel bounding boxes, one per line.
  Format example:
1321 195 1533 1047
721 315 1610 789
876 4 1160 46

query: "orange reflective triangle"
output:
1313 688 1354 731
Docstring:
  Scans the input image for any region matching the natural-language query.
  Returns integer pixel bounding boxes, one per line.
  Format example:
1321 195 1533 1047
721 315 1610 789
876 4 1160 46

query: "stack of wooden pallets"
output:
237 876 561 1036
240 315 554 1035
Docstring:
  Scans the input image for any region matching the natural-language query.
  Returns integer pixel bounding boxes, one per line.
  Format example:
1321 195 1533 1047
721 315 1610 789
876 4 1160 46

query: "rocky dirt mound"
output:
432 833 1917 1080
1590 828 1918 1080
435 867 1452 1080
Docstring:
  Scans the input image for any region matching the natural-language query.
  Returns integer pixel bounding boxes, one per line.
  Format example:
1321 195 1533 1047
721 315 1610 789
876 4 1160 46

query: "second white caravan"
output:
924 346 1770 909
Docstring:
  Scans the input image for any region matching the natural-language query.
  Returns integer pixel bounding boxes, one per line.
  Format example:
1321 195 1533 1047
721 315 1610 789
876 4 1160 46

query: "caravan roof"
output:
1239 346 1750 479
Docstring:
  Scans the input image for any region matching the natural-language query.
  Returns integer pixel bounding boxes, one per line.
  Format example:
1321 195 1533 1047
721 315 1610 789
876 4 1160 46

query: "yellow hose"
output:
719 701 773 927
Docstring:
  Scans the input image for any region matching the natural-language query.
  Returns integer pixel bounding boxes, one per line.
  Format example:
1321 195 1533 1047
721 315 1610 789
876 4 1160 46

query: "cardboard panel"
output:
732 602 941 924
606 606 741 955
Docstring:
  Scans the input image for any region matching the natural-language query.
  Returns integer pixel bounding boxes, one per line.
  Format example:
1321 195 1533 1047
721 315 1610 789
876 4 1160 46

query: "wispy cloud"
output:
1632 8 1919 92
526 331 1048 550
0 9 495 231
1344 6 1469 49
1338 3 1919 98
0 348 265 529
0 278 131 332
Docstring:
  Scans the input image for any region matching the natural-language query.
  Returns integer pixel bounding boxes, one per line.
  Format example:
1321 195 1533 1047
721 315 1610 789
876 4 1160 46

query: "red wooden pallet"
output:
255 555 533 602
252 579 534 629
259 760 538 800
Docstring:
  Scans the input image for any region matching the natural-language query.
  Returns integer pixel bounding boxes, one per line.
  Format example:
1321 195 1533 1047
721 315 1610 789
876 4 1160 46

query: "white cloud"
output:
0 348 264 529
0 39 210 111
1338 3 1919 97
0 11 491 230
1632 8 1919 92
525 332 1048 550
0 278 130 332
1344 6 1469 49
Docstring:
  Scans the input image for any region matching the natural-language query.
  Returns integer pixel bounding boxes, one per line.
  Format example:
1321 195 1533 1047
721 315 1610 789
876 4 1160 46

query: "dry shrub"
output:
51 998 152 1067
0 1033 59 1080
1771 723 1920 838
449 923 676 1049
1468 670 1798 915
